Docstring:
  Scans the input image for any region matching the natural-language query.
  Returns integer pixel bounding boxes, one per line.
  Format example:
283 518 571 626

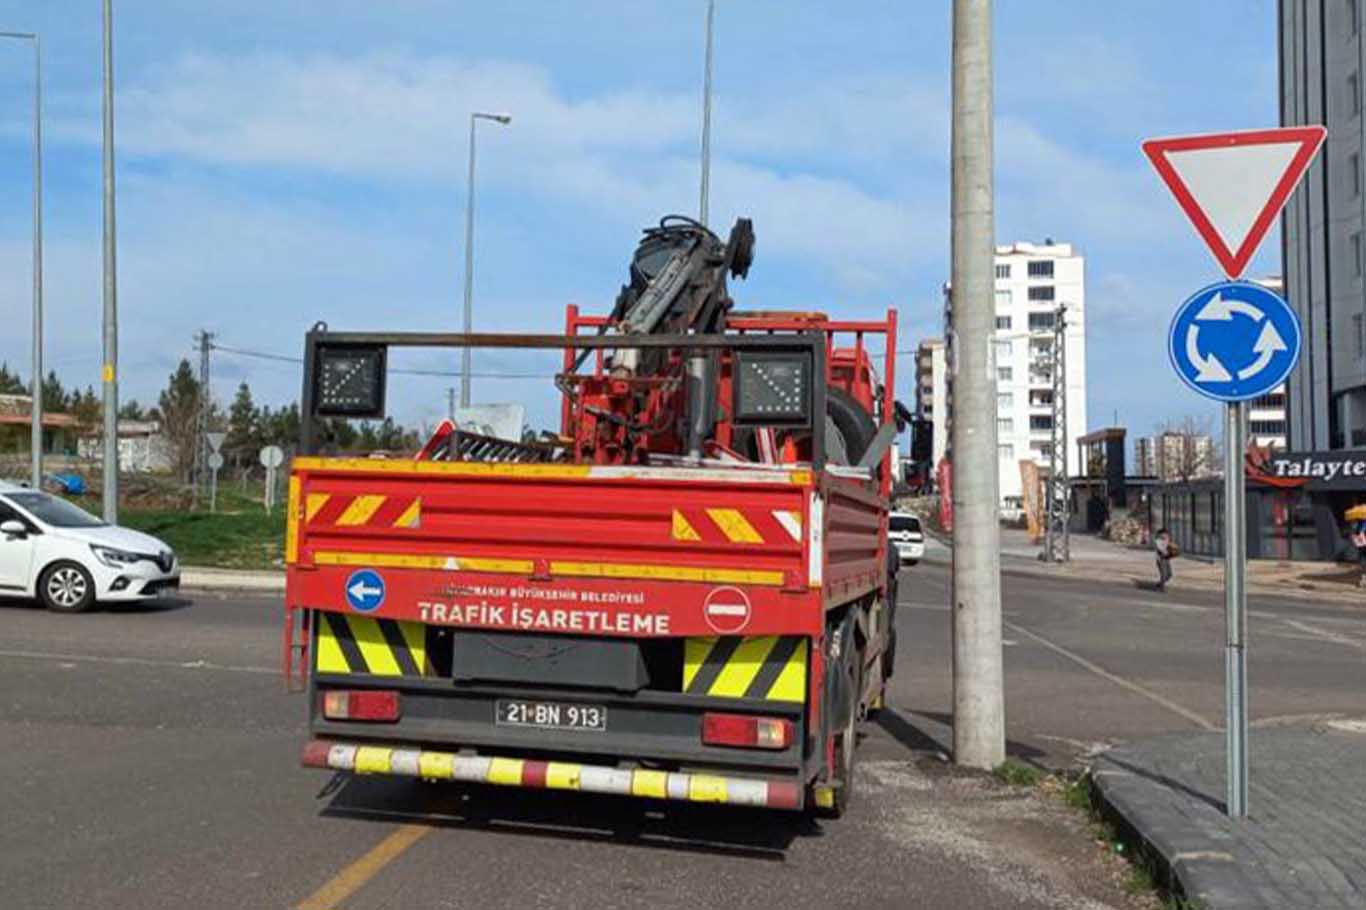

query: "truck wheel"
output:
811 640 860 819
39 561 96 613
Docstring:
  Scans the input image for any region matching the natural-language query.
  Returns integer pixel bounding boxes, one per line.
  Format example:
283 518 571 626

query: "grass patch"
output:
992 757 1042 787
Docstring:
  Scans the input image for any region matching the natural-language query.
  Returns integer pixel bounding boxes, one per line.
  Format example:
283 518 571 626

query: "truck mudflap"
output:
301 740 803 810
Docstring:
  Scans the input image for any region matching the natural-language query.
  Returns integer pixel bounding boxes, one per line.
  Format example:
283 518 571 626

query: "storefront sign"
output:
1250 451 1366 490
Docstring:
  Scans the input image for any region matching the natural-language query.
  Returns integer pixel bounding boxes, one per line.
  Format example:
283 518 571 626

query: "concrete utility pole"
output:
949 0 1005 770
699 0 715 226
461 111 511 409
193 330 214 507
0 32 43 489
101 0 119 522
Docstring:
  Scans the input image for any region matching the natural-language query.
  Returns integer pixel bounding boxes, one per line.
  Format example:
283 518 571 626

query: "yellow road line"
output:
295 823 431 910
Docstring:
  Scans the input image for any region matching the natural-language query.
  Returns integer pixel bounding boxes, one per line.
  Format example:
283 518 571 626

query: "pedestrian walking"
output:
1154 527 1176 592
1350 519 1366 589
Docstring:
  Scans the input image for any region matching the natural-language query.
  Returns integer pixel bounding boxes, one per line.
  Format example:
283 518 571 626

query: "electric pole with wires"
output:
194 330 214 507
1042 304 1070 562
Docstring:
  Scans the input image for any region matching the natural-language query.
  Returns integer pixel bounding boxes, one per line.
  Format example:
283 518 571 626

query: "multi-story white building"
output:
1247 277 1288 450
941 240 1088 509
914 338 948 469
1136 432 1218 481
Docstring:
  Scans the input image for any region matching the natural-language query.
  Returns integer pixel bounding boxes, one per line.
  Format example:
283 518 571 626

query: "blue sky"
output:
0 1 1281 441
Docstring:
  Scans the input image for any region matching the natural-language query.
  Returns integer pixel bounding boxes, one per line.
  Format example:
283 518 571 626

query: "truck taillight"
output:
701 713 793 750
321 690 401 722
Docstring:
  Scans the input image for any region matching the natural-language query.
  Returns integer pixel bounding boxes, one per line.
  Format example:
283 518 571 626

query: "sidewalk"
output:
1094 722 1366 909
180 566 284 595
924 528 1366 606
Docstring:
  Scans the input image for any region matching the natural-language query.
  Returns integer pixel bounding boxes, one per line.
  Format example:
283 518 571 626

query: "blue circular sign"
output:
344 569 386 613
1168 280 1301 403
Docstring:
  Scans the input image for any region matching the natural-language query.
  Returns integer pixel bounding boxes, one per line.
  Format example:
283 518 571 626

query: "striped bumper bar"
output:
302 740 802 810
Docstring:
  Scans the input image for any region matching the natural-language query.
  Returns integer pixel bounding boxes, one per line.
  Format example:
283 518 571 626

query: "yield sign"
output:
1142 126 1326 279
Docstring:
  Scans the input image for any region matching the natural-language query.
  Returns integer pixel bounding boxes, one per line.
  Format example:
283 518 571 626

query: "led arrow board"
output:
1167 281 1301 403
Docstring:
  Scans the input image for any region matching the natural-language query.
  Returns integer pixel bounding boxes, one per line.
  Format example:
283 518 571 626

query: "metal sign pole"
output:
1224 400 1248 817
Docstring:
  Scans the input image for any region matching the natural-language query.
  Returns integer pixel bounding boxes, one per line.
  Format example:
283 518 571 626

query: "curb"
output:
179 568 284 598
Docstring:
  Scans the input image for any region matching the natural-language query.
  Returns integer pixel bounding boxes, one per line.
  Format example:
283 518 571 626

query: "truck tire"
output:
825 387 877 466
811 614 861 819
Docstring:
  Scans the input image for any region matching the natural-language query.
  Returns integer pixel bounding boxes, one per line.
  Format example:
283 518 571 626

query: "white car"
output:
889 511 925 565
0 481 180 612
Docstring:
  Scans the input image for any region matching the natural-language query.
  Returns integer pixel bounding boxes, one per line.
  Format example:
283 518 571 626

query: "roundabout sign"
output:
1168 280 1301 403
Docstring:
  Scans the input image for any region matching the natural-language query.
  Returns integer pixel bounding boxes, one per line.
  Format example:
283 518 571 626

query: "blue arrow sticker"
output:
344 569 386 613
1168 280 1302 403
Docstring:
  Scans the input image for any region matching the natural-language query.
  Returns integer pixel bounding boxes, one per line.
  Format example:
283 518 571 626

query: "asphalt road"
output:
3 565 1361 909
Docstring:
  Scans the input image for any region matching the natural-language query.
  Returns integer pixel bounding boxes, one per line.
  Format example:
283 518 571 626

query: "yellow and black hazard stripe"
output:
682 635 807 702
314 611 434 677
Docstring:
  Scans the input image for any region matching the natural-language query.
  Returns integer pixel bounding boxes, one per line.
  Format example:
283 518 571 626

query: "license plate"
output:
495 699 607 732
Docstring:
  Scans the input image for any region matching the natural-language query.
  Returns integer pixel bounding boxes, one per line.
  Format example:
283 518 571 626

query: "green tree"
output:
39 369 67 412
71 386 101 429
225 382 262 471
158 360 201 482
0 363 25 395
118 400 148 421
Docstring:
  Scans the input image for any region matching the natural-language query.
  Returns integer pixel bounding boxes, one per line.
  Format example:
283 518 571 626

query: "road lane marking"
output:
1003 620 1217 731
295 823 431 910
1278 619 1366 650
0 648 275 675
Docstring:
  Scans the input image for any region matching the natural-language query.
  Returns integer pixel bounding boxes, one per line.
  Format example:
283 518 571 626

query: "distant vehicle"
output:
889 511 925 564
0 481 179 612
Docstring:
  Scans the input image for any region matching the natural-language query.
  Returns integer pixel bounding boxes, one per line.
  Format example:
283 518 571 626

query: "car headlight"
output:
90 544 141 568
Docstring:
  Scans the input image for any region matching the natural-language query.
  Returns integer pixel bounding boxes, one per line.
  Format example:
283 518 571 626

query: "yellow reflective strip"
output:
314 615 351 674
286 477 301 564
706 508 764 544
671 509 701 542
347 616 402 676
292 458 593 480
354 747 393 775
418 752 455 780
788 470 813 486
549 560 784 587
305 493 331 522
488 758 524 786
397 620 428 675
545 762 581 790
336 494 387 527
394 498 421 529
688 775 728 803
766 638 808 702
813 785 836 809
313 552 535 574
708 636 779 697
631 770 669 799
682 637 718 691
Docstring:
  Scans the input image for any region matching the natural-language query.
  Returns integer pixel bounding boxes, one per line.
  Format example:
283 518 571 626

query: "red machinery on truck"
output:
286 216 902 815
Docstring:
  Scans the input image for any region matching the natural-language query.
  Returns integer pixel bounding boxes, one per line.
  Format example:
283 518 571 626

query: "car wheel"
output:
39 561 97 613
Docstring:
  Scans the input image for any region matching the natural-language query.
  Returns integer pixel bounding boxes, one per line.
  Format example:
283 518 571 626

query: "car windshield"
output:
890 515 921 533
5 492 107 528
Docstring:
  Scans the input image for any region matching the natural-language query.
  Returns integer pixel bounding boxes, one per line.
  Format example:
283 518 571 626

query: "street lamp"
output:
460 111 511 409
0 31 42 489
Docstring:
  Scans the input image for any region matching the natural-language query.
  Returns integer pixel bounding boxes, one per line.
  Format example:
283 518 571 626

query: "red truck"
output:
286 216 901 816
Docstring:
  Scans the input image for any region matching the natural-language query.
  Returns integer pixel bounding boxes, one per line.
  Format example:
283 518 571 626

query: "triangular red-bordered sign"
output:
1142 126 1326 279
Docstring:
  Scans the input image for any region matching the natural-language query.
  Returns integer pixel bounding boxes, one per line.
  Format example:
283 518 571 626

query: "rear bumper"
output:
302 739 803 810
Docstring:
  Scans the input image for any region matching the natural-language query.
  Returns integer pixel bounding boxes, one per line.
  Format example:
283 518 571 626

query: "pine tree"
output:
158 360 202 482
0 363 26 395
225 382 261 471
39 369 66 412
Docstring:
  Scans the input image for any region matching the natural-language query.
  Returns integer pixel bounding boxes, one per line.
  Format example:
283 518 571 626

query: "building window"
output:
995 264 1011 279
996 315 1012 330
1028 285 1056 301
995 289 1012 308
1250 420 1286 435
1351 71 1361 117
1353 153 1362 197
998 392 1014 411
1028 312 1056 330
996 340 1013 357
998 418 1014 434
998 444 1015 460
1356 312 1365 358
1027 260 1054 278
1355 231 1364 277
997 366 1013 382
1030 415 1053 431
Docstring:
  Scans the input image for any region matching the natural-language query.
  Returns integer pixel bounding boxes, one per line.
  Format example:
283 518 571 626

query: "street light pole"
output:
0 31 42 490
949 0 1005 770
699 0 715 226
460 111 511 409
101 0 120 522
